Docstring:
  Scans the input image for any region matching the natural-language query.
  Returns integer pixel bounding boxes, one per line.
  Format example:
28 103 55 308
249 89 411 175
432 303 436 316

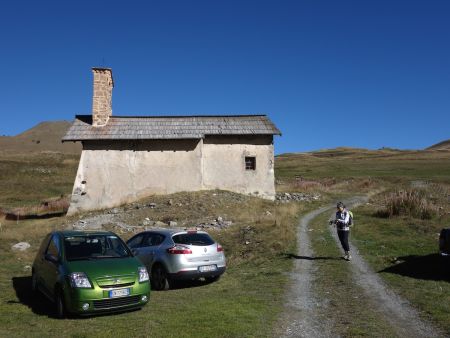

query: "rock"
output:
275 192 321 203
168 221 178 227
23 265 32 271
143 219 154 226
12 242 31 251
109 208 121 214
216 216 223 223
167 199 173 206
114 222 138 233
148 203 157 209
155 221 168 227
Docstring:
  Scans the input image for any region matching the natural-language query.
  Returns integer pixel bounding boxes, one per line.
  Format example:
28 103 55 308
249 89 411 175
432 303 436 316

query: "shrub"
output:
377 189 438 220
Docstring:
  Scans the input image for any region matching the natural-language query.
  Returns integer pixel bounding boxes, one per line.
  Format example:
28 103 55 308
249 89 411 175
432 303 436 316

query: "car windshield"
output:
172 233 214 246
64 234 131 261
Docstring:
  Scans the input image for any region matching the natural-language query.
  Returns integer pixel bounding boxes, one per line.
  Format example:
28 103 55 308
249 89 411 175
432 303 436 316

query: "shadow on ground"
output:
168 278 219 290
9 276 56 317
284 253 340 261
379 254 450 282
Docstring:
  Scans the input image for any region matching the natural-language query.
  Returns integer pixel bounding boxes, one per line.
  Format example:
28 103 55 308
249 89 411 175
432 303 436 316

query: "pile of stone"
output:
276 192 321 203
197 216 233 230
142 218 178 228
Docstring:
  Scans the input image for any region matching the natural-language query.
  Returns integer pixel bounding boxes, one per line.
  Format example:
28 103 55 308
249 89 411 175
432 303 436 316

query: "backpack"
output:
348 210 354 226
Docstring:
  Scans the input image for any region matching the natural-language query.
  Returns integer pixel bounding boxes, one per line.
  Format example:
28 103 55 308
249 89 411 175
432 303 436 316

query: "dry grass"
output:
375 184 449 220
212 201 305 266
6 196 70 219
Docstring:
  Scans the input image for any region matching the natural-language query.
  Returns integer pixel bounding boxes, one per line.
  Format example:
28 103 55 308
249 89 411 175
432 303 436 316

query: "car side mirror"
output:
44 253 59 264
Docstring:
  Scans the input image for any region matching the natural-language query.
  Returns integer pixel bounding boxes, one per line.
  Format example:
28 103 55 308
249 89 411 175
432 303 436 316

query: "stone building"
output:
63 68 281 214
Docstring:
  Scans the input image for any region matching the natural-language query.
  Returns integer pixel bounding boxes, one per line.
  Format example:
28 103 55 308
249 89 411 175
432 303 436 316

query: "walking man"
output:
332 202 351 261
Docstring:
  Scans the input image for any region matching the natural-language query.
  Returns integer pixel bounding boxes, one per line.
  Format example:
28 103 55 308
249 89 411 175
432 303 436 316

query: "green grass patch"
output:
0 153 79 209
352 203 450 335
0 189 317 337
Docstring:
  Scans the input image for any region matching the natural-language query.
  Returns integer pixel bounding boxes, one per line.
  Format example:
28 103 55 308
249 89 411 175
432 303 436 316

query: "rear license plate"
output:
109 288 130 298
199 265 217 272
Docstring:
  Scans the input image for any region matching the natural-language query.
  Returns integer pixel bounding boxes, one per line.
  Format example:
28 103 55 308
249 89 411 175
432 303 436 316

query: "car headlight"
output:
69 272 92 288
138 267 149 283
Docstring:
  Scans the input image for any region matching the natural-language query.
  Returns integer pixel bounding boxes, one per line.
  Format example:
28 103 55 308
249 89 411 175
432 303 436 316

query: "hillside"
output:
0 121 81 154
275 147 450 182
427 139 450 150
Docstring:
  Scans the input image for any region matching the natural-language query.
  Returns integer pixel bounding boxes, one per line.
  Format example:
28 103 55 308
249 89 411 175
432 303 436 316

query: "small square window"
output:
245 156 256 170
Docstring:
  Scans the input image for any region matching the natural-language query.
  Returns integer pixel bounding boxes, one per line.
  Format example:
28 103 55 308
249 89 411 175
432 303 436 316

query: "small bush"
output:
376 189 438 220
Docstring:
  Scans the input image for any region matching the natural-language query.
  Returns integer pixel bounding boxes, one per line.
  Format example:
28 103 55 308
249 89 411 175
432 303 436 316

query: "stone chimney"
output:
92 67 114 127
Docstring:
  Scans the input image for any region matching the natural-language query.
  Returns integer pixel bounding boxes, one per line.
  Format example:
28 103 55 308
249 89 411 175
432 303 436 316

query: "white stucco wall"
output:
67 140 202 214
202 136 275 199
67 136 276 214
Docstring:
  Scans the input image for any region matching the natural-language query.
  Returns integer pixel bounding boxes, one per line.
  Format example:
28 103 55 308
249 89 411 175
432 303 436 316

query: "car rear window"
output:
172 233 214 246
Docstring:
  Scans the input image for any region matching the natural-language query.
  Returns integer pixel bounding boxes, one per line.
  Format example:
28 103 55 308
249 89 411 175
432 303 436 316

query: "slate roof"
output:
62 115 281 141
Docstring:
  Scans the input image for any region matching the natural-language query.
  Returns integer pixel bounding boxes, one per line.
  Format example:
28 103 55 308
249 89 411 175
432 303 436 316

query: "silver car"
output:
126 229 226 290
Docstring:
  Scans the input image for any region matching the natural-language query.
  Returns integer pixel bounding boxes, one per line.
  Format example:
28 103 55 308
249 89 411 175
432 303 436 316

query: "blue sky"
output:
0 0 449 153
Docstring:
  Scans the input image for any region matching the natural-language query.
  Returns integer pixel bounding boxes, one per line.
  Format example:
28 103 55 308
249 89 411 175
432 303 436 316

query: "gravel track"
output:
279 206 336 338
278 197 443 338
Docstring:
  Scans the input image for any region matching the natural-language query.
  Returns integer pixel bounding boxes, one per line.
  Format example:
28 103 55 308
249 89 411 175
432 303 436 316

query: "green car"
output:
32 230 150 318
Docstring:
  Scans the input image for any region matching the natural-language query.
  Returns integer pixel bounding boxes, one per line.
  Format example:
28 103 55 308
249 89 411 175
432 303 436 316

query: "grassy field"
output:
0 152 319 338
277 147 450 335
0 152 79 209
1 146 450 337
276 148 450 183
352 194 450 333
1 218 300 338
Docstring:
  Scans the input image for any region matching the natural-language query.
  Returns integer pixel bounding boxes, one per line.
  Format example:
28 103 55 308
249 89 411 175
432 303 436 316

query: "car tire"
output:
55 288 66 319
151 265 170 291
31 271 38 293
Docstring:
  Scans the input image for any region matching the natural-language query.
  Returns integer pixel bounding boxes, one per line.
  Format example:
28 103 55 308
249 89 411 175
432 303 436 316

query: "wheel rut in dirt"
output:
279 206 336 338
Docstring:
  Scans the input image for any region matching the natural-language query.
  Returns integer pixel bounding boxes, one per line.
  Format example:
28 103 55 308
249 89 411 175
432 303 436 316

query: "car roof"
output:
55 230 117 237
137 228 210 236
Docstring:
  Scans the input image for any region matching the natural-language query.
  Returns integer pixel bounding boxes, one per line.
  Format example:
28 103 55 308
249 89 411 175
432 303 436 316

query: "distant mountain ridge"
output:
0 120 448 154
0 121 81 154
427 139 450 150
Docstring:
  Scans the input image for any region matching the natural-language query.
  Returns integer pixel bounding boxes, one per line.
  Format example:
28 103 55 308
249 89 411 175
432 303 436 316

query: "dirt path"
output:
278 197 443 338
278 206 336 338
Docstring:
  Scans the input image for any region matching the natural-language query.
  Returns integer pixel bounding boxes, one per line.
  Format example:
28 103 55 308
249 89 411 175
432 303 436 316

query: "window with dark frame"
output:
245 156 256 170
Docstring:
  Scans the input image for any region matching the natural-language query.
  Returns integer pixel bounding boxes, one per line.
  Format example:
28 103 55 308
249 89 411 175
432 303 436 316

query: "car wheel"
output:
151 265 170 291
31 271 38 293
55 288 66 319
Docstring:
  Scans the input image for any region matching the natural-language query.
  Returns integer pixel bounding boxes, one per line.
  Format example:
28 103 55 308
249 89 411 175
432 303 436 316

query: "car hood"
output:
65 257 141 279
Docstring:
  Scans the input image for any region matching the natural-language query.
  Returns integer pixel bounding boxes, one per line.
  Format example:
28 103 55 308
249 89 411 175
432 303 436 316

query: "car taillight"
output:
217 243 224 252
167 245 192 254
